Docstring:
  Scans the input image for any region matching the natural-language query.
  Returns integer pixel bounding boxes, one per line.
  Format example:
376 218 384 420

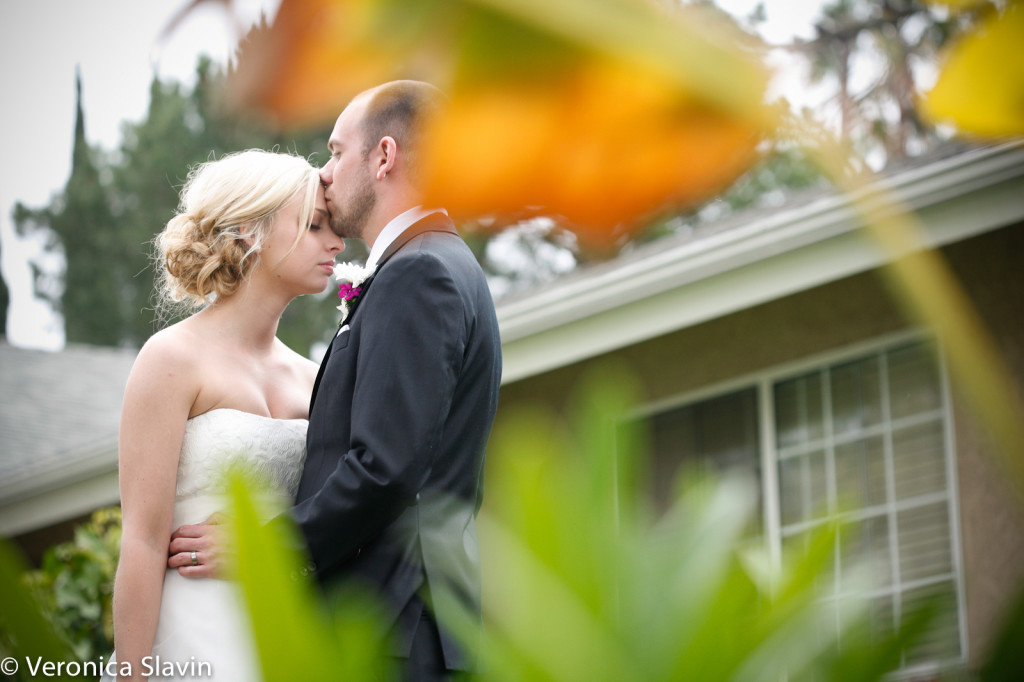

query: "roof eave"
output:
0 440 119 536
498 143 1024 384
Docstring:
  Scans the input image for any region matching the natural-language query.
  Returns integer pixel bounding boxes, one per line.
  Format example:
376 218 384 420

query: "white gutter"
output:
0 439 120 536
497 144 1024 384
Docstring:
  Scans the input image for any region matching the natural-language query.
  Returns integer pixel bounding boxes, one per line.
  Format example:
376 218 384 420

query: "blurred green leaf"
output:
446 365 944 681
225 470 394 681
980 582 1024 682
0 541 77 680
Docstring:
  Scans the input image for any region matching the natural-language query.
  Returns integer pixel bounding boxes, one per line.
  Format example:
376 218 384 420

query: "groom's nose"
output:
319 164 332 185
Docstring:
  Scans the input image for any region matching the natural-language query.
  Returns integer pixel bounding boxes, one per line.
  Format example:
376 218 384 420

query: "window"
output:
641 335 965 672
648 387 760 517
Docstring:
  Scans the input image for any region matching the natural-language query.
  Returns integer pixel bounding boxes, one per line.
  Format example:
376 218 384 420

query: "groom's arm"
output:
291 250 465 574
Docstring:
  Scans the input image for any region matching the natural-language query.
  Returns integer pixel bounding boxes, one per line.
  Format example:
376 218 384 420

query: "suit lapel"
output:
309 212 457 412
308 339 332 413
335 212 454 326
377 212 458 267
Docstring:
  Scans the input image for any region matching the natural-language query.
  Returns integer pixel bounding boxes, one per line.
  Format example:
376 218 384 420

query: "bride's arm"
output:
112 335 197 681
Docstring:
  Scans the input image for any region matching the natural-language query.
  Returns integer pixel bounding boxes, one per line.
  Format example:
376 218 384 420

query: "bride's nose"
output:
327 232 344 253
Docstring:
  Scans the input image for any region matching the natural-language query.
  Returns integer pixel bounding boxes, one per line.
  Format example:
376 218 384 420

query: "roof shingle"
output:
0 338 136 498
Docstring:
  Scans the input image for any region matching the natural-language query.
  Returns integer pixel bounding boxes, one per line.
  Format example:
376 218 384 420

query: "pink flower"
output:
334 262 374 325
338 283 362 302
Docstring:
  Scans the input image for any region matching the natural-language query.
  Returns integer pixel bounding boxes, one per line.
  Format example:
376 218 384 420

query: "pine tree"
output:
48 68 122 345
0 244 9 336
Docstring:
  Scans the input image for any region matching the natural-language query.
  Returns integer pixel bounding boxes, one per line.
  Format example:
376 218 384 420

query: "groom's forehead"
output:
329 104 367 149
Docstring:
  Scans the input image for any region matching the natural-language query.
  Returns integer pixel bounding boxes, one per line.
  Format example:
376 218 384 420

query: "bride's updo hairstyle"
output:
156 149 320 314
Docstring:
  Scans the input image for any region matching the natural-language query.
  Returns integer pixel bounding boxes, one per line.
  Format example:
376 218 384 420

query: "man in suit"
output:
171 81 502 680
296 80 501 679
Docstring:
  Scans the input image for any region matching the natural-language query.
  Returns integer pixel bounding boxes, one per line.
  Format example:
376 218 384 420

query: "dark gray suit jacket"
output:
291 212 501 670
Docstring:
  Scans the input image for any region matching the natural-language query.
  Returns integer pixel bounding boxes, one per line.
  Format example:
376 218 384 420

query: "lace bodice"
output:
174 409 307 520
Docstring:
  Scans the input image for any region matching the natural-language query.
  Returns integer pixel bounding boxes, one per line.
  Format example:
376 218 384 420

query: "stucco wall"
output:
943 225 1024 664
495 222 1024 668
498 255 911 413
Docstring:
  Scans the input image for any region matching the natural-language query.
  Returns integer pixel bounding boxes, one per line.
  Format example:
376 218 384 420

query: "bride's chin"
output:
300 281 332 296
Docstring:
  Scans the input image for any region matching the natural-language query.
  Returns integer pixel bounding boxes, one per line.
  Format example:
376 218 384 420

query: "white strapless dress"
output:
106 408 307 681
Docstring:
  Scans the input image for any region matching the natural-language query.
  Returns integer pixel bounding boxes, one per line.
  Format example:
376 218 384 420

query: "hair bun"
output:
153 150 319 317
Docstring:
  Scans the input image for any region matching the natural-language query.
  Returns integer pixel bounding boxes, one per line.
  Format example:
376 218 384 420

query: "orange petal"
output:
420 62 763 243
229 0 394 125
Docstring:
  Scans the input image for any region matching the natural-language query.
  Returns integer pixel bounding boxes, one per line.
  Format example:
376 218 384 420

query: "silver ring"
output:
190 551 198 566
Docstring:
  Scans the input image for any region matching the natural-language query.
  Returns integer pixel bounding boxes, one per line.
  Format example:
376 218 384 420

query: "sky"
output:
0 0 282 349
0 0 827 350
0 0 282 209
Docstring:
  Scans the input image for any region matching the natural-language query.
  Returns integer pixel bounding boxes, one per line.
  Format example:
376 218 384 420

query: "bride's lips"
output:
319 262 335 274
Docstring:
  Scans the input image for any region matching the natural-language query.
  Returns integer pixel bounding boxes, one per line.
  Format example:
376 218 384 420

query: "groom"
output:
171 81 502 680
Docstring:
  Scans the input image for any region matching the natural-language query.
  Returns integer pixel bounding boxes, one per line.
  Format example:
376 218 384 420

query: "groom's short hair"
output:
358 80 445 180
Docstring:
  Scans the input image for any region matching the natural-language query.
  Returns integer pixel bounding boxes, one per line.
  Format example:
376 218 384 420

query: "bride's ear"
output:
238 223 257 248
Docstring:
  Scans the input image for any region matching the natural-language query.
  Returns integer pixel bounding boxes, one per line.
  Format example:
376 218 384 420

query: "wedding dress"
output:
105 408 307 681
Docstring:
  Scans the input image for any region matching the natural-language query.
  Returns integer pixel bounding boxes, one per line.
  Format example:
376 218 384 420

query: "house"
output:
494 142 1024 676
1 142 1021 676
0 339 136 562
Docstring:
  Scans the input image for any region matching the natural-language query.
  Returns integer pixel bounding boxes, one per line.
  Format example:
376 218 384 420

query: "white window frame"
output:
628 329 968 675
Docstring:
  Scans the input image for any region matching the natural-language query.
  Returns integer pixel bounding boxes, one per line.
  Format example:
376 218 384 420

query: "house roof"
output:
2 142 1022 534
496 142 1024 384
0 338 136 534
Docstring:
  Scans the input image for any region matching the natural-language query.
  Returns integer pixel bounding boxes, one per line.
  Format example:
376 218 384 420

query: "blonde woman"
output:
108 150 343 681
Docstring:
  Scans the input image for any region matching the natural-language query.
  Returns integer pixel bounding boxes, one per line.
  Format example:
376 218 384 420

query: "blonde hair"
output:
156 149 320 314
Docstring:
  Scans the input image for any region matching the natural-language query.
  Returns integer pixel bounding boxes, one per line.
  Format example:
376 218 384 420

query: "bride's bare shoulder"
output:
133 319 205 370
121 320 207 417
273 338 319 382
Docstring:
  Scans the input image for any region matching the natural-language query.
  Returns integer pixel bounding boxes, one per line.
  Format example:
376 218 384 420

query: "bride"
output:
108 149 343 681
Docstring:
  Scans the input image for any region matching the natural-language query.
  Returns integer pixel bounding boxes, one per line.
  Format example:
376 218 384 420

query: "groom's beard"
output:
329 176 377 240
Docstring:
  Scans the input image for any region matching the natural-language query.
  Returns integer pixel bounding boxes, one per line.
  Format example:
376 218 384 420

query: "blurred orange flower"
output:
202 0 774 241
420 62 762 240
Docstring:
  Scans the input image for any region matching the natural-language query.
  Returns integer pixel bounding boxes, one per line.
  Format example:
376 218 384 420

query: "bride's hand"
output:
167 512 232 579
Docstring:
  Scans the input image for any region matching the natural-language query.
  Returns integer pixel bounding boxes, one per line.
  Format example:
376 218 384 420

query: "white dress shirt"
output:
365 206 448 269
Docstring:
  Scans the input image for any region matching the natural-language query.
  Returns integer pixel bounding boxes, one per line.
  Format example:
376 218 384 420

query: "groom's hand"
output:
167 512 231 579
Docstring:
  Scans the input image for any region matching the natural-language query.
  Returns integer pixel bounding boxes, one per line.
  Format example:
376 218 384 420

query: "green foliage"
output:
0 543 78 682
225 470 395 680
21 508 121 662
978 581 1024 682
49 110 120 346
720 146 826 212
443 365 942 681
0 242 8 336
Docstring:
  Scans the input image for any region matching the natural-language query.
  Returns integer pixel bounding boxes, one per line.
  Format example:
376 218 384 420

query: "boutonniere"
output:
334 261 375 325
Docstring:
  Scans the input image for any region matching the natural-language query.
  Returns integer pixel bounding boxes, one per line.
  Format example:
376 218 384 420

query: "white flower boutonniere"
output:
334 261 375 325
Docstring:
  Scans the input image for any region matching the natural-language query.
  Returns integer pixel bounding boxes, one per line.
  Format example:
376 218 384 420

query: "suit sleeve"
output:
290 251 465 572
